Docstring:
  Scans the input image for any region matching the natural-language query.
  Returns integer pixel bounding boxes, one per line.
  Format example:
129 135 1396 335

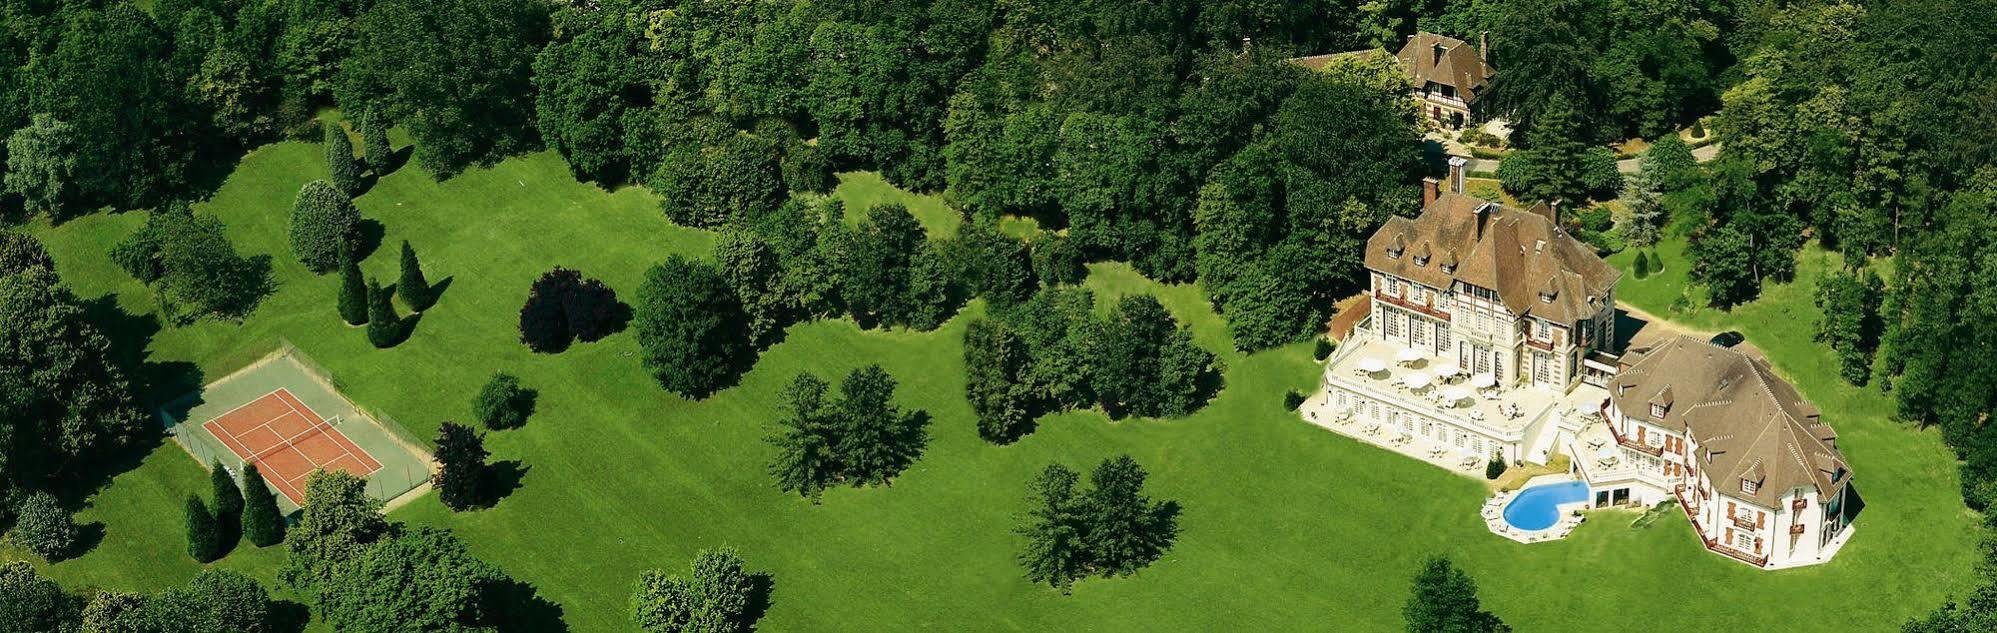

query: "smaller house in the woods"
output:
1289 31 1494 130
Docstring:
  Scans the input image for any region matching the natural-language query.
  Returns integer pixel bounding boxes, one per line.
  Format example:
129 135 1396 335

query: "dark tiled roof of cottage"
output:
1608 336 1850 506
1394 32 1492 100
1364 192 1619 323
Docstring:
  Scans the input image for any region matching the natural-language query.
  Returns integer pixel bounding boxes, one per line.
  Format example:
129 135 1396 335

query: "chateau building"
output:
1593 336 1857 568
1310 158 1855 569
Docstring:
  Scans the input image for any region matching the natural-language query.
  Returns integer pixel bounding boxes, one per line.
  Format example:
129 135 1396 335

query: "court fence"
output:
161 338 438 510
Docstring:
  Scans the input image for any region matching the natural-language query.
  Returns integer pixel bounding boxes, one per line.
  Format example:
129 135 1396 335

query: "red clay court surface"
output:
201 388 382 505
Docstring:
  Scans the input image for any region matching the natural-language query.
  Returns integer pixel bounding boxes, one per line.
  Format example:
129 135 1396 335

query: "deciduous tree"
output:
472 373 534 430
281 471 388 589
1403 556 1508 633
2 115 81 218
631 548 758 633
319 527 508 632
289 180 360 273
434 422 489 510
634 256 752 398
9 491 76 560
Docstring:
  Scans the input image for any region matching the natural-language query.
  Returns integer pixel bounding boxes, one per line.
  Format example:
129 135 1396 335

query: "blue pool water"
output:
1503 481 1590 531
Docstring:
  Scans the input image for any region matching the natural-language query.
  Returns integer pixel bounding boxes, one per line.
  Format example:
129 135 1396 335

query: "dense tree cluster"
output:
1446 0 1732 142
333 0 548 178
1017 456 1180 591
1883 182 1997 513
965 288 1223 443
1495 98 1621 205
112 202 272 322
766 366 930 500
1815 268 1885 386
0 562 284 633
631 548 761 633
0 236 147 503
277 470 534 631
1193 60 1422 350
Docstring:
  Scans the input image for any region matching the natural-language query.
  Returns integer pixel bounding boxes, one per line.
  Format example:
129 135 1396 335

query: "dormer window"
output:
1741 479 1759 495
1414 254 1429 266
1650 404 1666 419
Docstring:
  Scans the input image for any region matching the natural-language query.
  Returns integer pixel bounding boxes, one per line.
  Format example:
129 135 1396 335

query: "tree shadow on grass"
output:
271 599 312 633
353 219 387 263
49 522 106 563
420 276 454 311
78 295 204 402
489 577 568 633
483 460 528 508
743 572 776 631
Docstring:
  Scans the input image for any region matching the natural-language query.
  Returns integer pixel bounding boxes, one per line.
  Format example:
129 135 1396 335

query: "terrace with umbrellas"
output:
1300 332 1606 476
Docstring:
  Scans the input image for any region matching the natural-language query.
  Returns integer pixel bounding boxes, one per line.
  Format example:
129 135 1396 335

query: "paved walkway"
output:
1433 132 1720 174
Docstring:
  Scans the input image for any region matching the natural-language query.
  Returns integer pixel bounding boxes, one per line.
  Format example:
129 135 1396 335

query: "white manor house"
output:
1307 158 1857 570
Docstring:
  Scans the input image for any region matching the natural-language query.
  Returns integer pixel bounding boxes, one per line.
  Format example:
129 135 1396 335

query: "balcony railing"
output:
1705 540 1770 567
1789 523 1806 535
1792 498 1807 511
1731 514 1757 530
1607 424 1664 457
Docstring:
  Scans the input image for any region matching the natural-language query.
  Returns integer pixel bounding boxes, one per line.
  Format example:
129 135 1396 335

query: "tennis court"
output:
200 388 383 505
165 344 433 512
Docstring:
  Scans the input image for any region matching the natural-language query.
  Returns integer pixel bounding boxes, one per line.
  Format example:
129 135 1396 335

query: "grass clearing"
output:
13 139 1979 631
831 171 960 239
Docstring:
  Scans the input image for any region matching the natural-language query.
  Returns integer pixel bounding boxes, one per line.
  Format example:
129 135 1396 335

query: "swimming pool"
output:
1503 480 1590 531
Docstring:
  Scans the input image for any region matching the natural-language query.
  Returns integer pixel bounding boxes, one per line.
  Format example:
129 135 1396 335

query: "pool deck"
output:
1480 474 1591 544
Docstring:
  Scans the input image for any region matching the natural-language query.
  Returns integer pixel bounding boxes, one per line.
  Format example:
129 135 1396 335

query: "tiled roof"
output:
1393 32 1492 100
1608 336 1850 506
1364 192 1619 323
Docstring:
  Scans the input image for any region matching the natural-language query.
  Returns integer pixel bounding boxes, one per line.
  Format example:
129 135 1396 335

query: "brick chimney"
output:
1422 177 1439 207
1480 31 1488 63
1447 156 1467 194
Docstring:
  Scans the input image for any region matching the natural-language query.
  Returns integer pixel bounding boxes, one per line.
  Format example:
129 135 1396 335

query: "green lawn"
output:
831 171 960 239
15 137 1979 631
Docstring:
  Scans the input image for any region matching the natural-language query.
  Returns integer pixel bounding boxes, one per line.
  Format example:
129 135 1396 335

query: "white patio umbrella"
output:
1402 371 1433 390
1395 347 1425 364
1470 373 1497 389
1594 445 1619 464
1430 359 1462 378
1442 385 1473 404
1356 357 1387 373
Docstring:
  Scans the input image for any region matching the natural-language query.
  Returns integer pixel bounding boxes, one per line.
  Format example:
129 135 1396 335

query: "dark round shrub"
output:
9 492 76 560
1282 390 1306 411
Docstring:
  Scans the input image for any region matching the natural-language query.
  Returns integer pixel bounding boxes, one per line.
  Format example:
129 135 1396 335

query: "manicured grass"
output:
16 139 1979 631
831 171 960 239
